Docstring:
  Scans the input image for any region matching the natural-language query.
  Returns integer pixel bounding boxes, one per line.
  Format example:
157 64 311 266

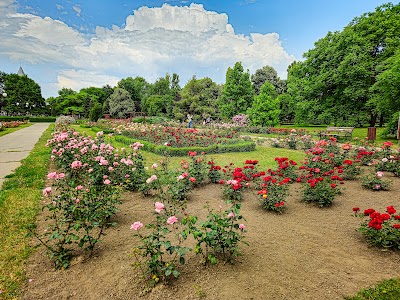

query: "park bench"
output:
320 126 354 140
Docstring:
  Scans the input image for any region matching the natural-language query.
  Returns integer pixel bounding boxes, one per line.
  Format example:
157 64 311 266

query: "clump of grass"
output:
0 125 53 299
345 278 400 300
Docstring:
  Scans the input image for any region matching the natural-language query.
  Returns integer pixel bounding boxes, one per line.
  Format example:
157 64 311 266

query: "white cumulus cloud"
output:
0 2 296 97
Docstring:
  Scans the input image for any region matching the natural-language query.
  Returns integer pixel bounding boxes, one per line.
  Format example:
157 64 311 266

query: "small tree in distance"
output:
247 82 280 127
108 88 135 119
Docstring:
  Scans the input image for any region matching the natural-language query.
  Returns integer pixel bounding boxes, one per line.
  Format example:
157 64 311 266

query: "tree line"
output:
1 3 399 133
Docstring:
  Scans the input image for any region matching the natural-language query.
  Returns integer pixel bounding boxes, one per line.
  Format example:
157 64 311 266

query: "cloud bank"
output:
0 2 295 97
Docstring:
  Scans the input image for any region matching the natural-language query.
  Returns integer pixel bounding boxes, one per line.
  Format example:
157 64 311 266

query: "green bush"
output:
29 117 56 122
0 116 55 122
91 126 114 134
0 116 29 122
382 112 399 138
89 103 103 122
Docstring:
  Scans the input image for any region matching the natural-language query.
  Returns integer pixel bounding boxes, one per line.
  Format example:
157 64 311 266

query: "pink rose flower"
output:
71 160 83 169
152 163 158 169
76 185 83 190
189 177 196 183
57 173 65 179
167 216 178 225
239 224 245 230
130 221 143 231
146 175 157 184
104 179 111 185
376 171 384 178
154 202 165 213
42 187 52 197
99 159 109 166
47 172 57 179
227 212 235 218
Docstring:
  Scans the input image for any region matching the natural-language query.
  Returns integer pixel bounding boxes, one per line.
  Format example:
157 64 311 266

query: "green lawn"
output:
0 125 52 299
0 123 32 137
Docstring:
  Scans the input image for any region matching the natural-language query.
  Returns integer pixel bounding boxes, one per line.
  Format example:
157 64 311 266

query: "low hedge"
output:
90 126 115 134
0 116 55 122
29 117 56 122
0 116 29 122
114 135 256 156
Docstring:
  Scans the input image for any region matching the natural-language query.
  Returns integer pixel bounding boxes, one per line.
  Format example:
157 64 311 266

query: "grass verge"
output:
0 123 32 138
345 278 400 300
0 124 53 299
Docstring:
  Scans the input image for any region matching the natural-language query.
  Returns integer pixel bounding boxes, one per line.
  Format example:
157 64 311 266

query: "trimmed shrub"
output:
114 135 256 156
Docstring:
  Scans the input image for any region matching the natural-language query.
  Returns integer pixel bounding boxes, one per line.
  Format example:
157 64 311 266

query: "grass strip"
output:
345 278 400 300
0 124 53 299
0 123 32 138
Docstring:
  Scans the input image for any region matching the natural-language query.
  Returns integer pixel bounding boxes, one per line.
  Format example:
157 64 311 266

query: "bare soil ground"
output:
23 175 400 300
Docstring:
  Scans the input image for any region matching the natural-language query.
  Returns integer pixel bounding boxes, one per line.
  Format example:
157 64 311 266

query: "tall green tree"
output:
247 82 280 127
219 62 254 120
142 73 180 117
251 66 286 95
288 3 400 126
118 77 148 112
3 73 46 115
173 76 221 121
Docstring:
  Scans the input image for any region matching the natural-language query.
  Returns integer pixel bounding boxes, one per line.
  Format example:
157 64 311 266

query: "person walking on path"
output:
0 122 51 189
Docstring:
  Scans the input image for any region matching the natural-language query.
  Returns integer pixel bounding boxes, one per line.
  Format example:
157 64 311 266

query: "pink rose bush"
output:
32 126 149 269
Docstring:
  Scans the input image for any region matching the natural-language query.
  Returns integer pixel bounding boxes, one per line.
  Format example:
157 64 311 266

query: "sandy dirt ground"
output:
23 174 400 300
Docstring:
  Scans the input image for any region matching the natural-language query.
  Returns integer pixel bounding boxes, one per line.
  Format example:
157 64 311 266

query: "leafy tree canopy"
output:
251 66 286 95
219 62 253 120
2 73 46 115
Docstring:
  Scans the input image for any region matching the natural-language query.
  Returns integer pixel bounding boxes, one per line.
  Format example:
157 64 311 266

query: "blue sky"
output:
0 0 394 97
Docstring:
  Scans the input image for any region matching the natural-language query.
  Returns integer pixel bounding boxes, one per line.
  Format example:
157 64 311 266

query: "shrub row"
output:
114 135 256 156
88 126 115 134
0 116 56 122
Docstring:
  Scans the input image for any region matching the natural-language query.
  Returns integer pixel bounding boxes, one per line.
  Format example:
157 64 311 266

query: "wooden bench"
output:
320 126 354 140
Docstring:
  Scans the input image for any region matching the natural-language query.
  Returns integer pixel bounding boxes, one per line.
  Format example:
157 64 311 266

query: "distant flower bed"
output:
0 120 27 129
95 120 243 148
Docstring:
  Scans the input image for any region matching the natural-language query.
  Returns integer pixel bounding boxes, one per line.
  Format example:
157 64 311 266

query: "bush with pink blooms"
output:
361 171 391 191
28 127 149 269
131 202 190 287
354 206 400 249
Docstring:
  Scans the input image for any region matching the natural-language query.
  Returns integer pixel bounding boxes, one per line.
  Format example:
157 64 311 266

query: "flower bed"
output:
90 120 256 156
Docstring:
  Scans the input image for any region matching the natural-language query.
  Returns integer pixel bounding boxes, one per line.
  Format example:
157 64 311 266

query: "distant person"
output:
187 114 193 128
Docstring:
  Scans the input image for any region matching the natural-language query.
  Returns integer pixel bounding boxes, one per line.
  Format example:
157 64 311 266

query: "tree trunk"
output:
369 112 377 127
379 114 384 127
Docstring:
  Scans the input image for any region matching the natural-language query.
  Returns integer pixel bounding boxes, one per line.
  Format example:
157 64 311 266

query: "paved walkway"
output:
0 123 51 189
